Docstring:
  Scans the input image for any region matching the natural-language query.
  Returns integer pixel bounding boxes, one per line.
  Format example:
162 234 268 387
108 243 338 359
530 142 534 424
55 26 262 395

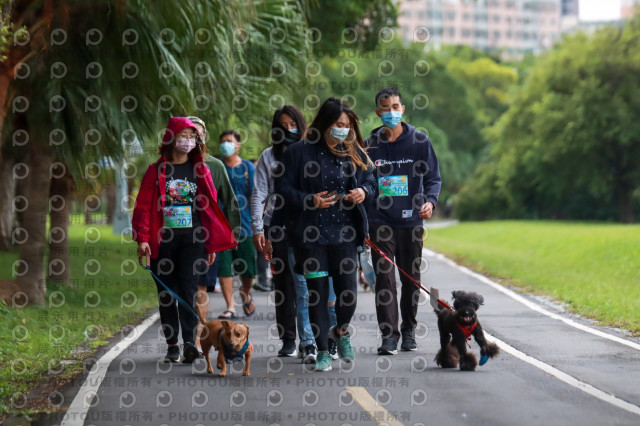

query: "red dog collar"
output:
456 321 477 339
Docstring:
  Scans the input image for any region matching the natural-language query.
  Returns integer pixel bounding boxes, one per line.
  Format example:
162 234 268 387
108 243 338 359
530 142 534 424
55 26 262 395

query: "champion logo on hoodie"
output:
374 158 413 167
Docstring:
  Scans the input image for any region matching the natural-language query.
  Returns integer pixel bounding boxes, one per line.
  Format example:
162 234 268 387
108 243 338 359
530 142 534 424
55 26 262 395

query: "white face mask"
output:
330 126 350 141
175 137 196 154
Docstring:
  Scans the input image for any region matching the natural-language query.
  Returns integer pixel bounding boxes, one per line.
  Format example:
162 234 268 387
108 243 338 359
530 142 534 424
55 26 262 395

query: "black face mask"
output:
271 127 299 146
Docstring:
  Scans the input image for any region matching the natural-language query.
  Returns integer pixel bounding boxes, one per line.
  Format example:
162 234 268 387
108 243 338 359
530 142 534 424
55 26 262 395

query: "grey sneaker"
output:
313 350 332 371
164 345 180 363
377 337 398 355
329 326 354 363
302 345 317 364
278 339 297 357
401 329 417 351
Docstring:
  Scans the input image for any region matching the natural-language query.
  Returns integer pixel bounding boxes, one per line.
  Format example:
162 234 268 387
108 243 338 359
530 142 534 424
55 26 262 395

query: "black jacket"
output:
275 139 376 248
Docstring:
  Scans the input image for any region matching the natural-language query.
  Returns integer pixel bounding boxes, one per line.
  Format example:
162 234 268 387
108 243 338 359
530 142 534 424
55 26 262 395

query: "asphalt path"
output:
52 243 640 426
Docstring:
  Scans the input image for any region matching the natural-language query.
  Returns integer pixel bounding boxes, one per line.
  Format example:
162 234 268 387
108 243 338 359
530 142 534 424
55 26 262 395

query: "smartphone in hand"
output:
323 190 338 199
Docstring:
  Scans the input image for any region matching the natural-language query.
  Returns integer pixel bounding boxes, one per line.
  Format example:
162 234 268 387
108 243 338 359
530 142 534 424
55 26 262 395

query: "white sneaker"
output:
302 345 317 364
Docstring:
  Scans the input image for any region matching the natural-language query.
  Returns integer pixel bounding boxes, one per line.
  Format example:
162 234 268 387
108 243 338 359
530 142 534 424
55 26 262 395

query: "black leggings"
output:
150 229 207 345
294 243 358 351
272 239 297 341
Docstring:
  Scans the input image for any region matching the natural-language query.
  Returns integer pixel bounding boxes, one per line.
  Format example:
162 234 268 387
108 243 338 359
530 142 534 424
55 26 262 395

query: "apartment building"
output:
398 0 562 54
621 0 640 19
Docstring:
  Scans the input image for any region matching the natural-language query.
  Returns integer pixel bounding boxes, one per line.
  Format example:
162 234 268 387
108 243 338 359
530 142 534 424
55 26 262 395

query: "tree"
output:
303 0 398 55
459 16 640 222
0 0 309 304
0 0 28 250
447 56 518 127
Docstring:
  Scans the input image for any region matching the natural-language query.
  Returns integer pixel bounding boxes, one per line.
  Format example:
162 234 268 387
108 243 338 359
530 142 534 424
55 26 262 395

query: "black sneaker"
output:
377 337 398 355
327 338 339 360
302 345 317 364
182 342 199 363
278 339 297 357
401 329 417 351
164 345 180 363
253 281 271 292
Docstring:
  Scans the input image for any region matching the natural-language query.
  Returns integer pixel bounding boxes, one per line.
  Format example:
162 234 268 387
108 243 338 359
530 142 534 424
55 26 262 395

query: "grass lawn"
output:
424 221 640 335
0 222 158 419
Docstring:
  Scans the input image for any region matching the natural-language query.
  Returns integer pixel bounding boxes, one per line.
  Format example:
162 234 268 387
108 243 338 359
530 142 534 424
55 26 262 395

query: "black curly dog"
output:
434 290 500 371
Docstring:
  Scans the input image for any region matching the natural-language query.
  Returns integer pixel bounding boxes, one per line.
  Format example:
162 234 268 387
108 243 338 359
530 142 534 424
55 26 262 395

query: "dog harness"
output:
456 321 477 339
219 328 252 364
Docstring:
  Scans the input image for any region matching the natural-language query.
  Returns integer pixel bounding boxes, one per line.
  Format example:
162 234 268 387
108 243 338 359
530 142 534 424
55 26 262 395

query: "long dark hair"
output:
271 105 307 161
306 97 372 171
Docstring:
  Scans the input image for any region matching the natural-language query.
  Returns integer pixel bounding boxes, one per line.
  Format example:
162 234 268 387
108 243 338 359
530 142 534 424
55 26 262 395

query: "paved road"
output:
52 247 640 426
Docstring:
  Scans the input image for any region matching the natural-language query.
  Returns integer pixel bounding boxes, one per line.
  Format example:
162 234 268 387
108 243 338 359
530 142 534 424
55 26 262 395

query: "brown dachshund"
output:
196 304 252 376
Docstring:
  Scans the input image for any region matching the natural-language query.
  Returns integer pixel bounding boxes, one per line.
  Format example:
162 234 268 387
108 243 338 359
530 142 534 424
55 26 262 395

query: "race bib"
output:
163 206 193 228
378 175 408 197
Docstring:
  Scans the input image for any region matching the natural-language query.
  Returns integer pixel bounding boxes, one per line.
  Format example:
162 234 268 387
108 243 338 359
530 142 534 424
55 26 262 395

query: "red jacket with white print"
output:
132 153 237 259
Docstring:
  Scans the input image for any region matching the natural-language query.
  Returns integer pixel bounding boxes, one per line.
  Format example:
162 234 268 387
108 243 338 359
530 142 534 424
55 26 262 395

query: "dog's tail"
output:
195 302 208 325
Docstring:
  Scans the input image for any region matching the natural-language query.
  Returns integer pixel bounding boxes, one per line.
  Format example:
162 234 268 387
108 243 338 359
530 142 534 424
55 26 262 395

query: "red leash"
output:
365 237 452 311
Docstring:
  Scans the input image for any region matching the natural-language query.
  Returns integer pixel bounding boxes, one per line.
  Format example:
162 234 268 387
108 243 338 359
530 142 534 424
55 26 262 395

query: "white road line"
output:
60 313 159 426
486 332 640 416
423 248 640 351
423 247 640 416
345 386 404 426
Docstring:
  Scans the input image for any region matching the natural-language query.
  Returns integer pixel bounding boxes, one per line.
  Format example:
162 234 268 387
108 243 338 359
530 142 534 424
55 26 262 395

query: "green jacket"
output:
205 154 241 241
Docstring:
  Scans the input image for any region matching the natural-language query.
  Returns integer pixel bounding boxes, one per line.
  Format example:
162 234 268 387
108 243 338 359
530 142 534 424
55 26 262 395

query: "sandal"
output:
242 294 255 317
218 310 238 320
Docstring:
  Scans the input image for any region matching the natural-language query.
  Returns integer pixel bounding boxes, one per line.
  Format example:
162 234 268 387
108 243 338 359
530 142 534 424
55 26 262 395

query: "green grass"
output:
425 221 640 334
0 222 158 418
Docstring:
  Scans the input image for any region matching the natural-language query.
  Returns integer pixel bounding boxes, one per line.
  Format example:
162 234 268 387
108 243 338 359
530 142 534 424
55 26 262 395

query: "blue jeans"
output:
288 246 336 348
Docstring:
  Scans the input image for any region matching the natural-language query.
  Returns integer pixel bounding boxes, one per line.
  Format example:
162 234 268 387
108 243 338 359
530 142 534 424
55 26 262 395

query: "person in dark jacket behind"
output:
365 87 442 355
276 97 376 372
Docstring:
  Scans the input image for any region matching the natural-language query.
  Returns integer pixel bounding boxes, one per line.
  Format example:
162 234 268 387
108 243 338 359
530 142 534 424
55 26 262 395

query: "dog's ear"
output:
236 323 249 339
475 294 484 310
468 292 484 310
221 320 232 331
451 291 463 310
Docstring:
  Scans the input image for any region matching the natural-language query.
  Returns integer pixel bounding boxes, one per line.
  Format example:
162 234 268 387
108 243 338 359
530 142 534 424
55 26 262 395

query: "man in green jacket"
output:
188 116 241 355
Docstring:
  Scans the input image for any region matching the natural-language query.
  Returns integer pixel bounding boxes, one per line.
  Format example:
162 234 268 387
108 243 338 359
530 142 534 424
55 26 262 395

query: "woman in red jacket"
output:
132 117 237 363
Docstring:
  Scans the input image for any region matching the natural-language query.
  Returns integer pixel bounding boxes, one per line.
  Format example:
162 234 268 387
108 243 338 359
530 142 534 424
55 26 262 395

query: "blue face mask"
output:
330 127 350 141
220 141 236 157
288 128 298 135
381 111 402 128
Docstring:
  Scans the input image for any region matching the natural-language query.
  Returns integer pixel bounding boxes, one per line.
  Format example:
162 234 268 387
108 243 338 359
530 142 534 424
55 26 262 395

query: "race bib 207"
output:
163 206 193 228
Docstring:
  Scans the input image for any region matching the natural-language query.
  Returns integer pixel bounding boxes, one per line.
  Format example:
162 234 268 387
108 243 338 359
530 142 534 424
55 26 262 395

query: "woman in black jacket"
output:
276 97 376 371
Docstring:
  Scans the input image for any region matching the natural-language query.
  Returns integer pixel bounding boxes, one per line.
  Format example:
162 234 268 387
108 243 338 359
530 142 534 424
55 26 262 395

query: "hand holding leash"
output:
418 202 434 219
137 242 151 269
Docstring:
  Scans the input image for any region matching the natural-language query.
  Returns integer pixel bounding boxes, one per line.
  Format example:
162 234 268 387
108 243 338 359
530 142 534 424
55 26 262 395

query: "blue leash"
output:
139 263 201 322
